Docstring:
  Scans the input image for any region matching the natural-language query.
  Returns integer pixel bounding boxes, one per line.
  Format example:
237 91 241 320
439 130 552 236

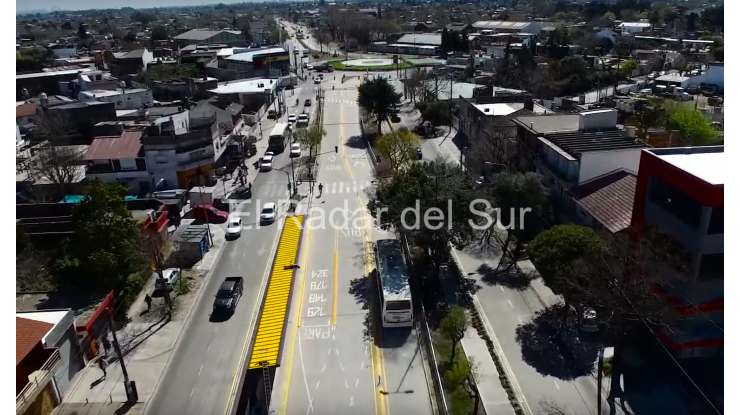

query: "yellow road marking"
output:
339 103 388 415
248 216 305 369
223 215 285 415
278 214 315 415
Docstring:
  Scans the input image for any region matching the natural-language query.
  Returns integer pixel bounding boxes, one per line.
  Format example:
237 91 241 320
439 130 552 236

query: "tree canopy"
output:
357 78 403 135
666 104 721 146
375 129 421 172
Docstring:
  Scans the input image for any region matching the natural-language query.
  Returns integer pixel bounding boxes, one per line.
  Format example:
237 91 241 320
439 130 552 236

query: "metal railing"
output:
399 234 449 415
16 349 62 413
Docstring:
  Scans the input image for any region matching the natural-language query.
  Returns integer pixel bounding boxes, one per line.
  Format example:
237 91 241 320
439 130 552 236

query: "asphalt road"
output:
272 73 433 415
420 142 603 415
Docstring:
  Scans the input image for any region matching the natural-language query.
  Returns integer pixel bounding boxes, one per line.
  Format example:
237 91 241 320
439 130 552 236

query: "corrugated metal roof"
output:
397 33 442 46
174 29 224 41
85 131 143 160
227 47 288 62
472 21 535 30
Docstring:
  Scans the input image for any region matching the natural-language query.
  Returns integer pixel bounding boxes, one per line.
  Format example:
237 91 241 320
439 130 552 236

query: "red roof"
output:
571 170 637 234
84 131 143 161
16 317 54 366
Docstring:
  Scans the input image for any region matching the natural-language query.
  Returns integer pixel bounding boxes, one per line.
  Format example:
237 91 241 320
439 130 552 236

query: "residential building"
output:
207 77 280 109
142 108 226 189
445 22 475 37
16 67 94 100
69 70 119 94
630 146 723 358
457 94 534 175
43 100 118 144
617 22 651 36
512 109 648 201
402 21 440 32
16 142 89 202
173 29 247 47
79 88 154 110
569 169 637 240
103 49 154 77
48 43 77 59
472 21 541 35
84 130 149 194
221 47 290 79
16 309 84 415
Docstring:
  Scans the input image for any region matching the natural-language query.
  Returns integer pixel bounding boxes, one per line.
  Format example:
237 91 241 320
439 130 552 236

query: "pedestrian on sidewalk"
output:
98 356 107 378
144 294 152 311
101 337 111 355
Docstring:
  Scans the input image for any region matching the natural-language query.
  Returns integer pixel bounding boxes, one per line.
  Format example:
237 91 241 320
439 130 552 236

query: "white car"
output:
260 155 274 171
314 78 321 84
153 268 180 291
265 151 274 157
306 64 314 70
288 114 297 123
260 203 277 224
226 218 243 238
290 143 301 158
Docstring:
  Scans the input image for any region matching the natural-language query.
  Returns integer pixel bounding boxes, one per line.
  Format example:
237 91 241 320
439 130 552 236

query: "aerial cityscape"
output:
16 2 724 415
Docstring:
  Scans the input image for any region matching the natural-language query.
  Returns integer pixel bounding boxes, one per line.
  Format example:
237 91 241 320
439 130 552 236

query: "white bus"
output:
375 239 413 328
268 122 290 152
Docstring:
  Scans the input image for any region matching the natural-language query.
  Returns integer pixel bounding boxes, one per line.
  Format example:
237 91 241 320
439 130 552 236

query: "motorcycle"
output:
296 99 299 105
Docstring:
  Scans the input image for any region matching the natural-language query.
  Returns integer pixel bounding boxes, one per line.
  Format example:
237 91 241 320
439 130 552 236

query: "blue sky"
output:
17 0 255 13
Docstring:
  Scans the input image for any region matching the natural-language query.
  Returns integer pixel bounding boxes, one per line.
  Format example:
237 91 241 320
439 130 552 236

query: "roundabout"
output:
342 58 395 67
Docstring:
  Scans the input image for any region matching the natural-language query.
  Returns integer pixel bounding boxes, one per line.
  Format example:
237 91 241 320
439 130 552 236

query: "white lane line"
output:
322 363 326 372
507 300 514 308
335 349 340 356
316 381 321 390
350 397 354 407
198 365 203 376
359 361 364 369
554 381 560 390
340 362 345 372
190 388 195 399
328 349 332 356
356 379 360 388
364 345 368 355
500 286 505 292
345 380 349 389
298 335 315 413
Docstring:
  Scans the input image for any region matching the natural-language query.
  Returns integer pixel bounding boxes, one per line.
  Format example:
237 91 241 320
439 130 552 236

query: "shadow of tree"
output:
515 304 601 381
348 274 373 342
345 135 367 149
477 263 536 291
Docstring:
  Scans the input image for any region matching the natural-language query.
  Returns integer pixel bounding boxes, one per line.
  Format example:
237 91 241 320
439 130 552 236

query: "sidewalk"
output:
52 227 228 415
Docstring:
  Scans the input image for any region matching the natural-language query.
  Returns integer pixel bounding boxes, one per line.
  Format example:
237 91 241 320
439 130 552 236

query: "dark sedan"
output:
213 277 244 315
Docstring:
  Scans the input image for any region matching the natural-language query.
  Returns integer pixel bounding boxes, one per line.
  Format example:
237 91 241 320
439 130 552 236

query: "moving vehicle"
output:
226 217 243 239
268 123 290 152
375 239 413 328
260 155 274 171
297 113 309 127
193 205 228 223
260 203 278 224
230 186 252 199
154 268 181 291
213 277 244 315
290 143 301 158
304 99 312 107
288 114 297 124
314 78 321 84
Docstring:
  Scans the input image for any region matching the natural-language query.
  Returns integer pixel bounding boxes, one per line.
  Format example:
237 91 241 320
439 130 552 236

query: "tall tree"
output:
357 77 403 135
375 129 421 172
628 98 666 142
666 104 721 145
440 306 469 367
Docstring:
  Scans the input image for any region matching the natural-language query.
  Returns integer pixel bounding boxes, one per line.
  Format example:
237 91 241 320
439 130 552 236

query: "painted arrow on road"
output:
354 161 365 168
328 155 337 162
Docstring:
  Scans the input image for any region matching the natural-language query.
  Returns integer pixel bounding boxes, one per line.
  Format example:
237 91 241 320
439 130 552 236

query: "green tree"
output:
77 22 87 39
357 77 403 135
660 6 678 25
56 180 146 294
628 98 666 141
416 101 453 128
527 225 608 324
666 105 720 145
620 59 637 77
151 26 169 41
483 171 549 270
603 11 616 21
375 129 421 171
440 306 469 367
293 124 326 160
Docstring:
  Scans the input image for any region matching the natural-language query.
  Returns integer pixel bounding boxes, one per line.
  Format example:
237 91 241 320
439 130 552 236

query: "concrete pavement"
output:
272 73 434 415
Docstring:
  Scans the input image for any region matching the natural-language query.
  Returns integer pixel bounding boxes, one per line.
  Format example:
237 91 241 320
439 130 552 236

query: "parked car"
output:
314 78 321 84
260 202 278 224
290 143 302 158
260 155 274 171
212 277 244 315
193 205 228 223
230 186 252 200
288 114 297 123
267 109 277 119
305 99 312 107
154 268 181 291
687 85 701 94
226 218 243 239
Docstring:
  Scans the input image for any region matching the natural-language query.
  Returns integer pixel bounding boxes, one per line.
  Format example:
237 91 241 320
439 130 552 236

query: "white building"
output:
78 88 154 110
617 22 651 36
472 21 541 35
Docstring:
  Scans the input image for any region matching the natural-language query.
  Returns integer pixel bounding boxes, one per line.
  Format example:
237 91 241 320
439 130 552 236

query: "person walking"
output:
98 356 107 378
101 337 111 355
144 294 152 311
318 183 323 196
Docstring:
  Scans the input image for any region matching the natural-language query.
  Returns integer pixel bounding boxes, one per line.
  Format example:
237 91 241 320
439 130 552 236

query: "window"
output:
698 253 724 281
647 176 702 229
119 158 138 170
708 207 723 235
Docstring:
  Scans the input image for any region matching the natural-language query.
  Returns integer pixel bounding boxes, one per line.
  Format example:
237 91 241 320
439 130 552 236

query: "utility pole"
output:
107 307 137 402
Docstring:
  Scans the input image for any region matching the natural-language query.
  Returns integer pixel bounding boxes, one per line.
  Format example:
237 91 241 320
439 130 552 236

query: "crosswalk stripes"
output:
324 99 357 106
252 181 375 199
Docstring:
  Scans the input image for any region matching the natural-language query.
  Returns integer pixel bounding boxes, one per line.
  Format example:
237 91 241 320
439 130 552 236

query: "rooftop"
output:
650 146 724 186
545 130 647 159
472 21 535 30
227 47 287 63
571 169 637 234
209 78 278 95
84 131 143 160
174 29 226 41
397 33 442 46
16 316 53 366
16 67 93 80
474 103 524 116
79 88 148 98
515 114 581 134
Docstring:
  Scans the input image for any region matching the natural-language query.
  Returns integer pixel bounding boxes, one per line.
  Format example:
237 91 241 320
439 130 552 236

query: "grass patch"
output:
329 60 414 71
432 332 479 415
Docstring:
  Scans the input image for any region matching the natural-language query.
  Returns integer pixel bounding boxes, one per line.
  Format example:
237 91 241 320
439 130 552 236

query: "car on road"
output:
194 205 228 223
260 202 278 224
260 155 274 171
647 73 656 80
290 143 301 158
304 99 312 107
267 109 277 119
314 78 321 84
154 268 181 291
306 64 313 70
212 277 243 315
226 218 243 239
288 114 297 123
230 186 252 200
